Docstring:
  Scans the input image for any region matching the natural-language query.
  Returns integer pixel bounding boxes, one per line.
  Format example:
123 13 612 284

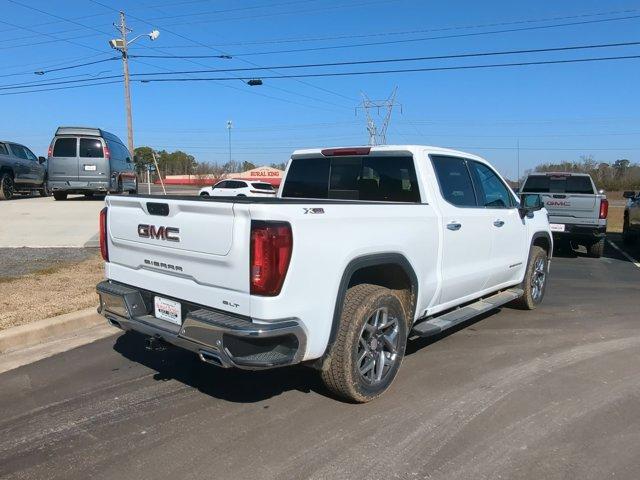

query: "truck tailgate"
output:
104 195 251 315
542 194 598 222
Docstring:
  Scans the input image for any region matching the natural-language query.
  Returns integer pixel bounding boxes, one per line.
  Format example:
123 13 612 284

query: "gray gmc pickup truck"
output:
521 172 608 257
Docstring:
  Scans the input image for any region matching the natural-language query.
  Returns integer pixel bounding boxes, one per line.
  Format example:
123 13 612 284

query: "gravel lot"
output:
0 248 102 330
0 247 97 280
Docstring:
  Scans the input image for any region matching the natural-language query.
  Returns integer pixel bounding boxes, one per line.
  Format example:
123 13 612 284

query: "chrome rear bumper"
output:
96 280 306 370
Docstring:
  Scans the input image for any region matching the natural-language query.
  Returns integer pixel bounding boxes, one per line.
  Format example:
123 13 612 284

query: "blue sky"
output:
1 0 639 179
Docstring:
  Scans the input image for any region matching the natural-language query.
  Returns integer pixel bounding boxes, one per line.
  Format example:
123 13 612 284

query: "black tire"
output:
39 182 50 197
128 178 138 195
320 284 407 403
84 192 94 198
622 217 635 245
200 192 210 197
237 194 247 197
587 238 605 258
53 192 67 201
512 246 548 310
0 172 15 200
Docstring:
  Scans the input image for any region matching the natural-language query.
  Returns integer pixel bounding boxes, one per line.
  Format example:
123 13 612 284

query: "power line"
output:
125 41 640 74
0 79 121 96
3 52 639 93
131 54 640 83
231 15 640 57
149 8 640 48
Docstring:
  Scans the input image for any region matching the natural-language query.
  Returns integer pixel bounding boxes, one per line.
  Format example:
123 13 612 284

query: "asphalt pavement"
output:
0 243 639 480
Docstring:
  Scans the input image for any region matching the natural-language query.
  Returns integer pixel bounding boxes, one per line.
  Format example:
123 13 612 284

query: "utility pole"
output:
227 120 233 163
356 87 402 146
517 138 521 189
118 12 134 157
109 14 159 157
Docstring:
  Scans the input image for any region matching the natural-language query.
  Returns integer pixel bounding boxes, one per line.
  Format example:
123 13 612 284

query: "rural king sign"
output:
239 167 283 178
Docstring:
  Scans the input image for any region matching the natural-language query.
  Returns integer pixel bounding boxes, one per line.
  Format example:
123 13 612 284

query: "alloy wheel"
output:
531 257 546 301
356 307 400 384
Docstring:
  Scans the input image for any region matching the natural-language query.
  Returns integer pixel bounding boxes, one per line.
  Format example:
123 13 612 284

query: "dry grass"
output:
0 253 104 331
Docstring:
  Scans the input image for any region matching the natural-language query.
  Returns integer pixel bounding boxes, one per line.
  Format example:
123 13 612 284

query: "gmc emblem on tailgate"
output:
138 224 180 242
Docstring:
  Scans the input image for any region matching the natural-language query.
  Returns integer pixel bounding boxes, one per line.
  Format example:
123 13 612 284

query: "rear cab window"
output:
79 138 104 158
52 138 77 157
523 175 595 194
430 155 477 207
282 155 420 202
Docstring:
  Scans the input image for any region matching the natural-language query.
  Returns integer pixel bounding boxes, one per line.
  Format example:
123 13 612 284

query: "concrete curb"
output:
0 307 104 354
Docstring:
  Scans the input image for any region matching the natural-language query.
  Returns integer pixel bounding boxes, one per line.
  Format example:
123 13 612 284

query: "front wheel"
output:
512 246 548 310
0 173 15 200
200 192 210 197
320 284 407 403
53 192 67 201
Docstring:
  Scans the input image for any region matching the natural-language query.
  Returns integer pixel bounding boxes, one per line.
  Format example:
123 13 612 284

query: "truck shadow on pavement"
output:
112 331 325 402
112 310 503 403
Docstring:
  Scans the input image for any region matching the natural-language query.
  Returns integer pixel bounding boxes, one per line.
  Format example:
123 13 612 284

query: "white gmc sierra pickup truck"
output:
97 145 552 402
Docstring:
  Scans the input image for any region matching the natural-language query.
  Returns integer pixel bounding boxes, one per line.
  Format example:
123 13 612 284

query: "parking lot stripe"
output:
607 240 640 269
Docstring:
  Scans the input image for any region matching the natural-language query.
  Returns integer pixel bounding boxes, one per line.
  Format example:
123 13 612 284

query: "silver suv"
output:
47 127 137 200
0 141 48 200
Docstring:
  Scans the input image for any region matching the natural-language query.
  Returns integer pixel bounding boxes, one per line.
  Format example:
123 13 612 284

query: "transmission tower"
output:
357 87 402 145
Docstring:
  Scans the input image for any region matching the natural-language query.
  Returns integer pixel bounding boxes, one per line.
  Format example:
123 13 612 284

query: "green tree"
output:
241 161 257 171
269 162 287 170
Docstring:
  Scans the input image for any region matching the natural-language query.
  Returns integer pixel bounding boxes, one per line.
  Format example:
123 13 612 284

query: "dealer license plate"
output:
549 223 565 232
84 165 97 171
154 296 182 325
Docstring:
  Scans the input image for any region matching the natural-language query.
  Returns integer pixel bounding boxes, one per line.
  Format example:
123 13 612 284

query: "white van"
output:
47 127 137 200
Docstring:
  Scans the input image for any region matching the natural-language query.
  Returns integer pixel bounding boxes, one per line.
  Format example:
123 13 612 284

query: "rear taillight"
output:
250 221 292 296
47 145 52 157
103 145 111 159
599 198 609 219
99 207 109 262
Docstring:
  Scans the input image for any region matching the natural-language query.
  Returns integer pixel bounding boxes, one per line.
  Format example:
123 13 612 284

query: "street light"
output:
109 12 159 157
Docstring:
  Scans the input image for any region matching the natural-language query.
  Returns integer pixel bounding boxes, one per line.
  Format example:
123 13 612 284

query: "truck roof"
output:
291 145 486 162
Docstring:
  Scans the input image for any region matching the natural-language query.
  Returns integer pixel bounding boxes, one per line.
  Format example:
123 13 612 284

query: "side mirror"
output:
519 193 543 219
38 156 46 164
623 191 636 199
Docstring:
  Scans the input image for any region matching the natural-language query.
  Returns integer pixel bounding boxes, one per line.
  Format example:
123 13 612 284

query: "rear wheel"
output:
0 172 15 200
512 246 548 310
127 177 138 195
320 284 407 403
587 238 605 258
200 192 210 197
53 192 67 201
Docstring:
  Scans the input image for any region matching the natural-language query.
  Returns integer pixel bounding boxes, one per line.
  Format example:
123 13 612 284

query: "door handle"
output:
447 222 462 231
493 220 505 227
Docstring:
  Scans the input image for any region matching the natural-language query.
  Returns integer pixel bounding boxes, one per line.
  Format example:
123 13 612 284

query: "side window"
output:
230 181 246 189
469 161 513 208
214 181 228 189
80 139 104 158
9 144 28 160
24 148 38 161
431 155 477 207
53 138 77 157
0 143 8 155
